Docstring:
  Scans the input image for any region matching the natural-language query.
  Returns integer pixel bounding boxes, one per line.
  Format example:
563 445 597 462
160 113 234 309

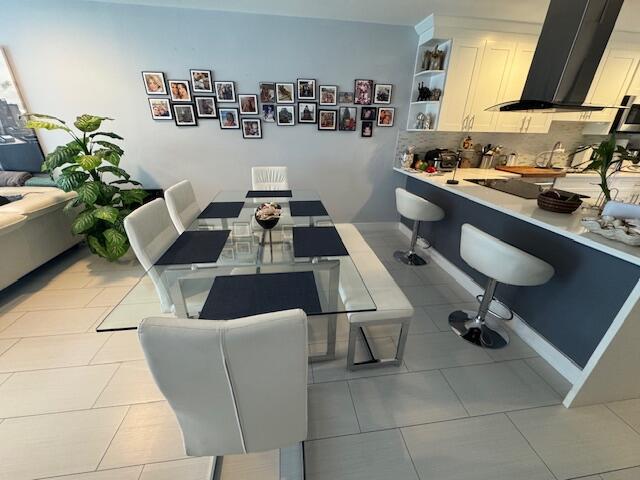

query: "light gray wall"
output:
1 0 416 222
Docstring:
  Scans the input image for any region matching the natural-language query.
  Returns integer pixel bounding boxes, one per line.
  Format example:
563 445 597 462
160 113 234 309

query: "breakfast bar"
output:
395 166 640 407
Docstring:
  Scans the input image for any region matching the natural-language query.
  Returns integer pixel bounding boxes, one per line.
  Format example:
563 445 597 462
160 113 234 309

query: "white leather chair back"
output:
251 166 289 190
396 188 445 222
138 309 308 457
165 180 201 234
460 223 554 287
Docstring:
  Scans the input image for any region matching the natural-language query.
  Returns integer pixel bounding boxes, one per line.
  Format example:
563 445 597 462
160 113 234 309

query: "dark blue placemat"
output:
289 200 329 217
155 230 230 265
198 201 245 219
246 190 292 198
293 226 349 257
199 271 322 319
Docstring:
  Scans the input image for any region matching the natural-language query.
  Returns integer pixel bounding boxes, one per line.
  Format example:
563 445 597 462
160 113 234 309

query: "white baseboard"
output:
398 222 581 386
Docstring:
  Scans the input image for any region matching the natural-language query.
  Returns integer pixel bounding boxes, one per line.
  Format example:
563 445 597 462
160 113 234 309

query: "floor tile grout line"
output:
0 371 13 387
0 311 26 335
96 404 131 471
0 328 115 342
345 378 363 434
32 464 144 480
91 362 123 409
398 427 422 480
604 403 640 436
0 356 142 376
438 368 471 417
88 331 116 364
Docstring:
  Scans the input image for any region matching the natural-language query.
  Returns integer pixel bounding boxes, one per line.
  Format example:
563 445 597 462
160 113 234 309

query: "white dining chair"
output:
251 166 289 190
138 309 308 480
165 180 201 234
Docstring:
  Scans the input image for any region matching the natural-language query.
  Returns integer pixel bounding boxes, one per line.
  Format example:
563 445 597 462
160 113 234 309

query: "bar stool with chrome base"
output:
449 224 554 348
394 188 444 266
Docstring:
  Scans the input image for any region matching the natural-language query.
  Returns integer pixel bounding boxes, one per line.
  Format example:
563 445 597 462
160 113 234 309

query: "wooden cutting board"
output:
495 166 567 178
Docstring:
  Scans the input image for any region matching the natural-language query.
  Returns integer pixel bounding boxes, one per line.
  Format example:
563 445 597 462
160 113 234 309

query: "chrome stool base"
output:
449 310 509 349
394 250 428 266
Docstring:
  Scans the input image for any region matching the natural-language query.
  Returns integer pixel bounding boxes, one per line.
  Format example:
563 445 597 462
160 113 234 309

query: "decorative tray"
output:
581 217 640 246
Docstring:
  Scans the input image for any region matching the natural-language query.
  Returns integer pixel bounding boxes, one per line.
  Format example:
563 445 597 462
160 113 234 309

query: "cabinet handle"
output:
462 116 467 130
520 117 525 132
526 116 532 132
469 115 475 130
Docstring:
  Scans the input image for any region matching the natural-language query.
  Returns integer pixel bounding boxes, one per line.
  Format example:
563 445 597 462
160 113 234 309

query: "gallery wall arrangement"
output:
142 69 395 139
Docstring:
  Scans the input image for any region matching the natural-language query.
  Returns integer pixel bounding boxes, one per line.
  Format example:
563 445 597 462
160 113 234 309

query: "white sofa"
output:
0 187 79 290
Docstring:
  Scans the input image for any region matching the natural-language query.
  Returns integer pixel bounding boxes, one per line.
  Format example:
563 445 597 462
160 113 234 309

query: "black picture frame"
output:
297 78 316 100
262 104 276 122
361 120 373 138
361 106 377 121
259 82 276 103
148 98 173 120
374 83 392 104
190 69 213 93
168 80 192 102
241 118 263 139
238 94 259 115
338 106 357 131
318 109 337 131
142 71 168 95
219 107 240 129
354 79 374 105
319 85 338 106
377 107 395 127
276 105 296 126
194 96 217 118
298 102 317 124
275 83 295 103
214 81 236 103
173 104 197 126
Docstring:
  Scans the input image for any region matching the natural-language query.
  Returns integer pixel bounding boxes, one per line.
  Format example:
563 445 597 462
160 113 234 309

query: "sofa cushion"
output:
0 186 63 196
0 213 27 236
0 191 76 218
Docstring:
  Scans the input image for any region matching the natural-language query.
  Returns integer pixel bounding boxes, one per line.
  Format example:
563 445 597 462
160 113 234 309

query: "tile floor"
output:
0 224 639 480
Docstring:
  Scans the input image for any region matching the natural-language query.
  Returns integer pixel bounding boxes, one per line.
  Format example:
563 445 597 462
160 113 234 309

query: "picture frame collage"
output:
143 71 395 138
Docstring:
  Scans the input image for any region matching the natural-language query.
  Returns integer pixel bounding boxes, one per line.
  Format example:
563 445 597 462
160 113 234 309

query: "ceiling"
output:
82 0 640 31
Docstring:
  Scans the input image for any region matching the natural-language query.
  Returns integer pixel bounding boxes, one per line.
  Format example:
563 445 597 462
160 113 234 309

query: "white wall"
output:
1 0 416 221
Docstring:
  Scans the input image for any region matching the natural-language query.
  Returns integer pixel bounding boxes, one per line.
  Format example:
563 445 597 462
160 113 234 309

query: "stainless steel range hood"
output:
488 0 624 113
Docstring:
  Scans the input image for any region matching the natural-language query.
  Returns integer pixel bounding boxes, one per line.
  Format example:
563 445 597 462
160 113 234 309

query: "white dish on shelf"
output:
581 217 640 246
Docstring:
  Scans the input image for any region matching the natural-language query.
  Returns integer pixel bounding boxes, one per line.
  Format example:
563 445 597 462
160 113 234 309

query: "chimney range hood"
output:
488 0 624 113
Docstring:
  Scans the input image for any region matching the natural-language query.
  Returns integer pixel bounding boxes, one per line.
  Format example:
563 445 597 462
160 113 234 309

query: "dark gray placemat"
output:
155 230 230 265
289 200 329 217
246 190 292 198
293 226 348 257
198 202 245 219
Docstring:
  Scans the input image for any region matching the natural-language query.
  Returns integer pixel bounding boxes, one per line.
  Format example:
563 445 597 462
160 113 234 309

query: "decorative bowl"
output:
581 217 640 246
537 189 583 214
254 202 282 230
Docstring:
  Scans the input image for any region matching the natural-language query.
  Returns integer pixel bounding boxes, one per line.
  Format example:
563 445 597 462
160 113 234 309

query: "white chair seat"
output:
396 188 444 222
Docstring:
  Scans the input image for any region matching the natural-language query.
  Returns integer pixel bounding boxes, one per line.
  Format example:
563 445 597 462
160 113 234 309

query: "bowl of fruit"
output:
254 202 282 229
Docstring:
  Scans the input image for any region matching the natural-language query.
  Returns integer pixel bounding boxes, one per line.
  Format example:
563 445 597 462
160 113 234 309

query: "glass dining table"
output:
96 190 377 361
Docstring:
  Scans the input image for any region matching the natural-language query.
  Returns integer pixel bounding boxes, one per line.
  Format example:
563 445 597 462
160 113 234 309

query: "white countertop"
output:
394 166 640 266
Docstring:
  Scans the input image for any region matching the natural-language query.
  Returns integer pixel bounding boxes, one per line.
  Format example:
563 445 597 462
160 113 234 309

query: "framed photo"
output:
319 85 337 106
276 105 295 126
361 107 377 121
173 104 197 126
214 81 236 102
169 80 192 102
374 83 392 104
262 104 275 122
361 121 373 138
238 94 259 115
377 107 395 126
142 71 167 95
148 98 173 120
259 82 276 103
338 107 357 131
275 83 295 103
219 108 240 129
242 118 262 139
297 78 316 100
318 110 337 130
338 91 354 104
354 79 374 105
190 69 213 93
298 102 317 123
195 96 217 118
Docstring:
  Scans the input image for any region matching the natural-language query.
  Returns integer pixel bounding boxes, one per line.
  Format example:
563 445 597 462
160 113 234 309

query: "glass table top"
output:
96 190 376 331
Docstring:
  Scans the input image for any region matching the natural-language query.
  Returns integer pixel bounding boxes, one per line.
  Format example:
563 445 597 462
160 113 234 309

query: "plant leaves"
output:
76 182 100 204
103 227 127 247
56 171 89 191
87 234 109 258
110 179 142 185
93 206 119 223
74 114 112 133
71 210 96 234
23 112 67 124
97 165 129 179
88 132 124 140
25 120 70 132
76 155 102 171
120 188 148 206
43 143 83 171
95 149 121 166
95 140 124 156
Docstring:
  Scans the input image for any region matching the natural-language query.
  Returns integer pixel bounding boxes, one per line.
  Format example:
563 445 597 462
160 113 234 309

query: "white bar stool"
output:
449 224 554 349
394 188 444 266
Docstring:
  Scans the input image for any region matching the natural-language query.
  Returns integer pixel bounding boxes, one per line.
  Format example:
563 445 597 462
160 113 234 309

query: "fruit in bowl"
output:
255 202 282 229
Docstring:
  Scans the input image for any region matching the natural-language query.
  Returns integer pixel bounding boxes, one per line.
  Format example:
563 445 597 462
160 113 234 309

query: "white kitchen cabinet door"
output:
494 42 534 132
467 41 516 132
437 37 485 131
628 60 640 96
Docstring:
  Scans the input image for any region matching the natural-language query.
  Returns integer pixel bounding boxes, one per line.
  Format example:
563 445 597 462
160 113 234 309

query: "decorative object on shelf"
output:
361 121 373 138
275 82 295 103
194 97 217 119
219 108 240 129
239 94 259 115
460 135 474 151
319 85 337 105
338 91 354 103
416 82 431 102
214 81 236 102
255 202 282 229
259 82 276 102
537 190 583 214
354 79 374 105
174 104 197 126
377 107 394 127
339 107 357 131
402 145 415 168
581 215 640 246
142 71 168 95
168 80 192 102
430 88 442 101
148 98 173 120
318 110 337 130
428 45 445 70
190 69 213 93
25 113 148 261
297 79 316 100
242 118 262 139
374 84 392 104
276 105 295 125
261 104 275 122
414 112 431 130
298 102 317 123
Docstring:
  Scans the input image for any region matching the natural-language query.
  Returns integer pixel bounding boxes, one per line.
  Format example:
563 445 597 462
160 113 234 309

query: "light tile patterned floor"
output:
0 225 638 480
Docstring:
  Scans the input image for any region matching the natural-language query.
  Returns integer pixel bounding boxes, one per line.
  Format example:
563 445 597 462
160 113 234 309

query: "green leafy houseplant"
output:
25 113 148 261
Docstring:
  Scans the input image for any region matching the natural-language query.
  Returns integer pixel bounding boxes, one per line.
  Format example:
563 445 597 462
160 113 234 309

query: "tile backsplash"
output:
395 121 607 167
